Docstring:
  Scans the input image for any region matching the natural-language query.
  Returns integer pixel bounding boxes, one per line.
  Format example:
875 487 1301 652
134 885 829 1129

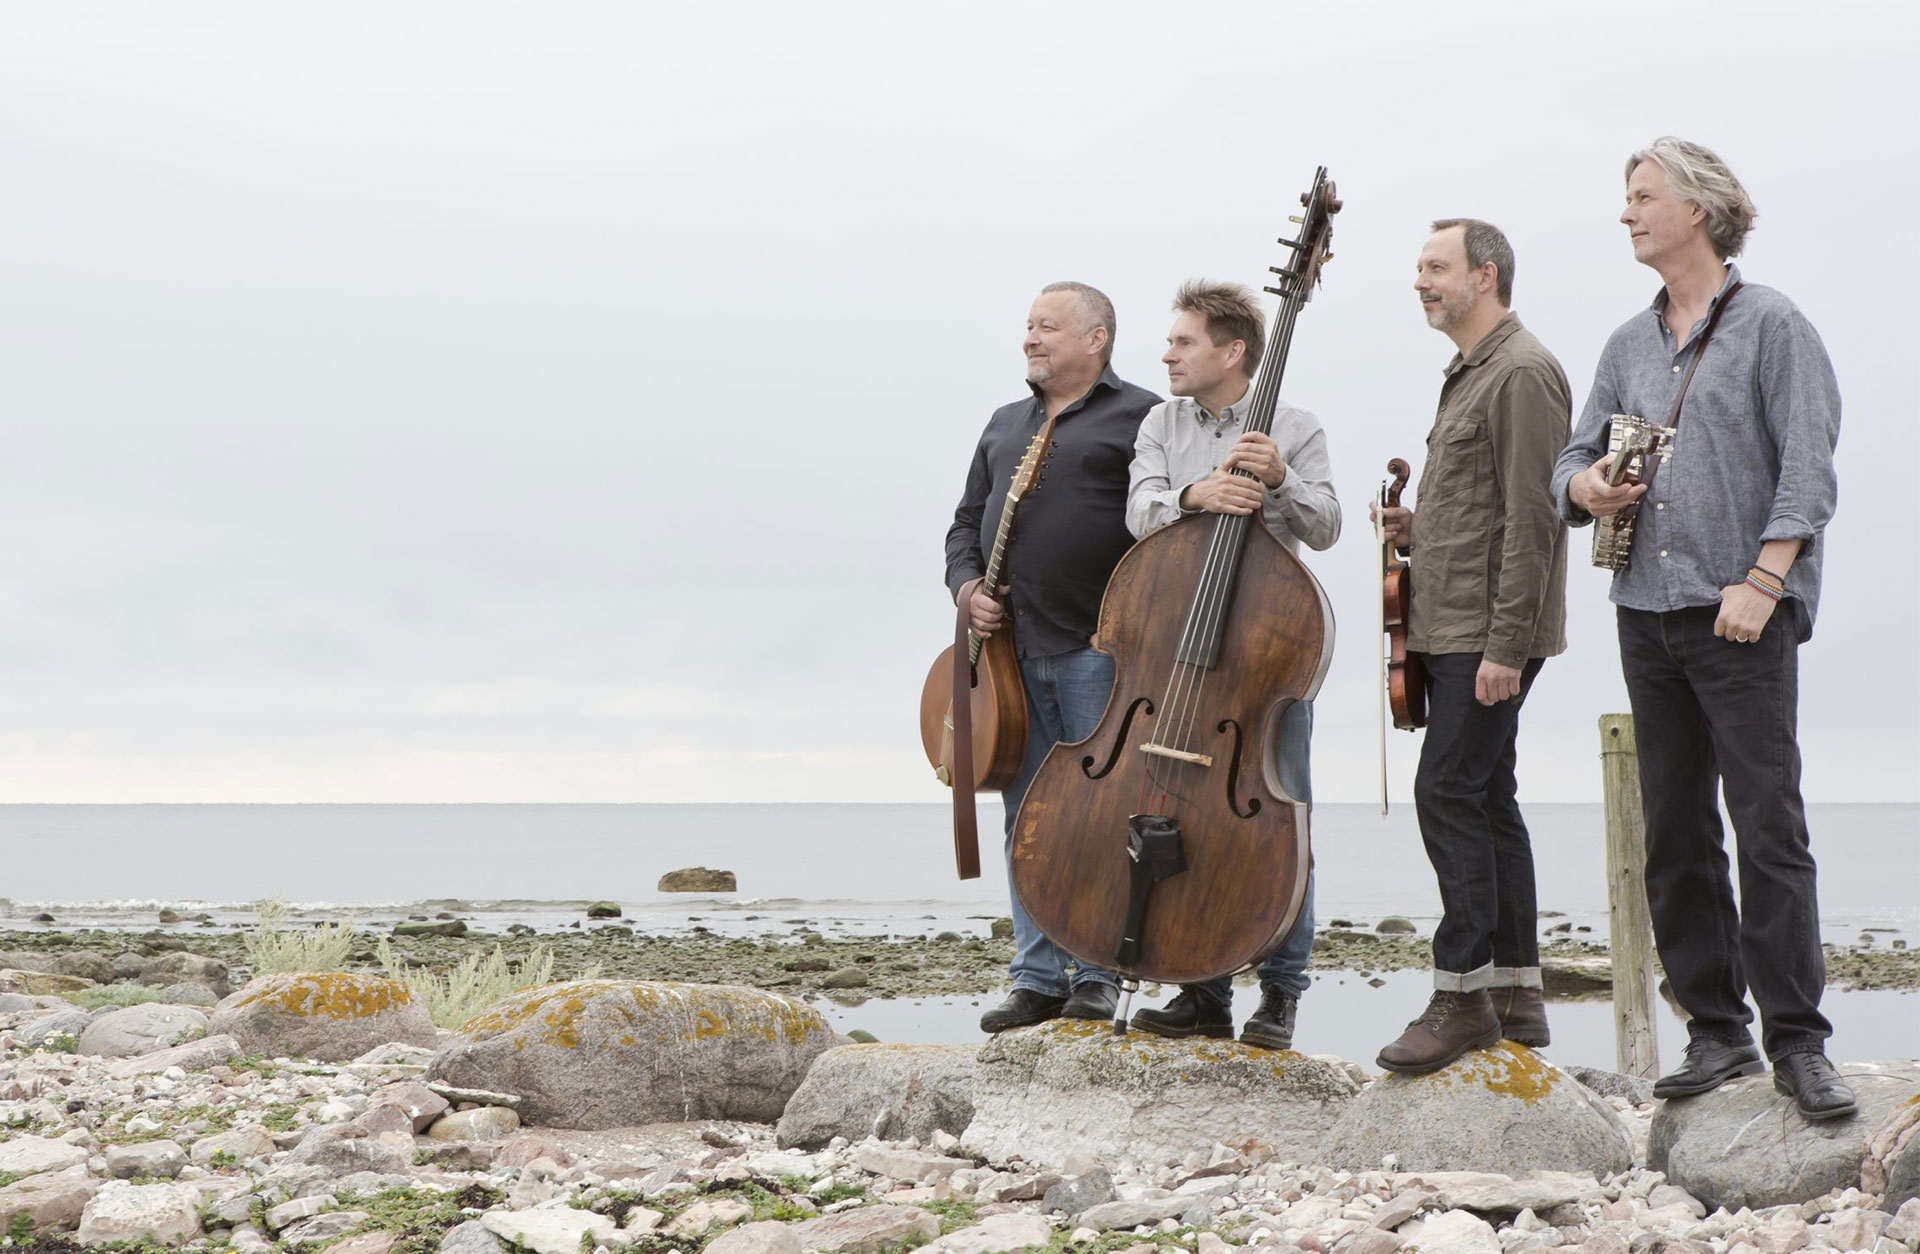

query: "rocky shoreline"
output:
3 922 1915 1003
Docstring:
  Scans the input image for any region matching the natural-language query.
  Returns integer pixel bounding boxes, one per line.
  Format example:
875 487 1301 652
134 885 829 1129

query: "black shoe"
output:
1061 982 1118 1020
1240 985 1299 1051
1773 1051 1857 1121
1131 986 1232 1039
1652 1036 1764 1099
979 988 1065 1033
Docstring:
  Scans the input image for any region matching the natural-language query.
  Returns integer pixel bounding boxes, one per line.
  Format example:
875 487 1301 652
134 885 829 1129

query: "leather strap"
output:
1639 282 1741 500
949 583 982 880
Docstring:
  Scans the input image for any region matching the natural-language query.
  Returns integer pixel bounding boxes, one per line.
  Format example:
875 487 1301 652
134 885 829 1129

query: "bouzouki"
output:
918 419 1057 879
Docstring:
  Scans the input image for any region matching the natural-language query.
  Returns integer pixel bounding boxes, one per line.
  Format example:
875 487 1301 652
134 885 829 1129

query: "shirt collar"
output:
1177 381 1256 428
1443 311 1524 377
1648 263 1743 346
1026 362 1124 413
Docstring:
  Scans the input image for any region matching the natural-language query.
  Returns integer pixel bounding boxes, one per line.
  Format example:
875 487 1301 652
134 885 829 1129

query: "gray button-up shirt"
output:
1125 390 1341 553
1550 264 1842 639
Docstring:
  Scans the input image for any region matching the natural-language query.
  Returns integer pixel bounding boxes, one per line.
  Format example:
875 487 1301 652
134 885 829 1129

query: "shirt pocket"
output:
1420 414 1489 508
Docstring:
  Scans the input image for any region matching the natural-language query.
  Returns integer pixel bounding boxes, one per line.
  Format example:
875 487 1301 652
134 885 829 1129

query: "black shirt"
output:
944 366 1162 660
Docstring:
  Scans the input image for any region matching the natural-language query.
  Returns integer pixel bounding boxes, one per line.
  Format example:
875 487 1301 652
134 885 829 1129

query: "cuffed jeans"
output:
1002 647 1119 996
1618 605 1831 1060
1414 651 1546 989
1194 699 1315 1000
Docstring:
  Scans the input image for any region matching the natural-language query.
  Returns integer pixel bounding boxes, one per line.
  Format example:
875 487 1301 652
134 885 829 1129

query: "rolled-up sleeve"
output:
1757 310 1841 545
1265 423 1341 551
1126 403 1191 539
1485 365 1572 669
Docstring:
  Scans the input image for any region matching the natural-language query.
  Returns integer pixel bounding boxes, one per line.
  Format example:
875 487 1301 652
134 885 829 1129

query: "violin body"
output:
919 625 1026 791
1382 457 1429 730
1008 516 1332 985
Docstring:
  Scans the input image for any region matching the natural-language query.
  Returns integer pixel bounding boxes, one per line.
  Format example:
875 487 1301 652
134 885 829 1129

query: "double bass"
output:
1008 170 1340 1017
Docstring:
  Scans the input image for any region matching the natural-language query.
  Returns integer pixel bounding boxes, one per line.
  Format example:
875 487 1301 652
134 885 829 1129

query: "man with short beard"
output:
1121 278 1339 1050
945 281 1161 1033
1371 219 1570 1074
1551 139 1850 1118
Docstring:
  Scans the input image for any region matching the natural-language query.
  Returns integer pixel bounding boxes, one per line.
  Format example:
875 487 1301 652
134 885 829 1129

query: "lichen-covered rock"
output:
1648 1058 1920 1210
77 1004 208 1058
657 867 738 892
1320 1042 1631 1176
425 979 833 1129
778 1042 976 1149
0 969 92 995
960 1020 1359 1173
207 972 436 1062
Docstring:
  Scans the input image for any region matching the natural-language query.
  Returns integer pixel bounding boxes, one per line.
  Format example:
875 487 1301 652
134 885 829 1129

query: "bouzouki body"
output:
919 625 1026 791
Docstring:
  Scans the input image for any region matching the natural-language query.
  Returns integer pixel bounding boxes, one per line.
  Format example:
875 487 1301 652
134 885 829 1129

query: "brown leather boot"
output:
1376 989 1501 1074
1492 986 1550 1047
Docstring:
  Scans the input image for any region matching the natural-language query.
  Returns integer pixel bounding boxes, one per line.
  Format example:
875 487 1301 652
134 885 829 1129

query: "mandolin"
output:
918 419 1056 879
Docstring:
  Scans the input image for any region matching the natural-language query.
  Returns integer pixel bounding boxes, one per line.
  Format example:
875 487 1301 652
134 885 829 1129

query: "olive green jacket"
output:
1407 313 1570 668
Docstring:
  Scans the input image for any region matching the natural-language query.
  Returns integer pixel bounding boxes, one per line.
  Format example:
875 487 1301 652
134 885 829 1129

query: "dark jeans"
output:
1413 651 1545 986
1001 648 1119 997
1617 605 1831 1060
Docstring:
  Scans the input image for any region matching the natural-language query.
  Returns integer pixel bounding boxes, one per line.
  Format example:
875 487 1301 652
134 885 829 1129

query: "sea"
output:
4 802 1915 1071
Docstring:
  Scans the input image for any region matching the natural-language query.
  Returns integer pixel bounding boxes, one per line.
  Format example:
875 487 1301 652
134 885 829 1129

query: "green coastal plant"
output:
61 984 165 1010
374 937 600 1028
241 897 357 974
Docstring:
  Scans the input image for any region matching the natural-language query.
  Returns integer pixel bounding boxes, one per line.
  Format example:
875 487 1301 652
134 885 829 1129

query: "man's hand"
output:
959 578 1009 638
1369 499 1415 549
1569 453 1649 518
1714 581 1778 645
1221 431 1288 488
1180 470 1264 516
1475 659 1524 706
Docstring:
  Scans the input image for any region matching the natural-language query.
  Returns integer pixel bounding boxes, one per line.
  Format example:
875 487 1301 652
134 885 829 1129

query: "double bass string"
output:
1142 282 1306 818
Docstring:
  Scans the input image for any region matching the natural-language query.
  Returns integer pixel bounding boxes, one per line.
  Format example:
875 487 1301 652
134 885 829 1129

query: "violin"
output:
1375 458 1427 813
1008 170 1341 1017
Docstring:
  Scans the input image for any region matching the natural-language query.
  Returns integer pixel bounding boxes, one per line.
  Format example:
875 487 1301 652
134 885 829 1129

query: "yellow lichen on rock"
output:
455 980 827 1053
235 972 414 1020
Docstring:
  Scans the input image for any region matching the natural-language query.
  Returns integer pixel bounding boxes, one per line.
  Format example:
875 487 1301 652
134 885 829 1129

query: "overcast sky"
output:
1 2 1912 805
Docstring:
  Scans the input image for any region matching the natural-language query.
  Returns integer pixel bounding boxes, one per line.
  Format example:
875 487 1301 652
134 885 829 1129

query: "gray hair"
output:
1430 218 1516 306
1040 280 1116 362
1626 137 1757 259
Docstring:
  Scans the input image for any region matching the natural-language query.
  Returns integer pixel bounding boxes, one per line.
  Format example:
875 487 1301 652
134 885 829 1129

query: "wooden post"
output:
1600 714 1659 1079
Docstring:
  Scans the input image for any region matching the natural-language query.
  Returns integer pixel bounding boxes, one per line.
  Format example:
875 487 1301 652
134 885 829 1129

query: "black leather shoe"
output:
1131 986 1232 1039
1240 984 1299 1051
1060 982 1119 1020
1652 1036 1764 1098
979 988 1065 1033
1773 1051 1857 1121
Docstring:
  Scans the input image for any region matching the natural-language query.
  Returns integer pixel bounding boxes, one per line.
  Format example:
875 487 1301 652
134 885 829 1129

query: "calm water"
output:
3 802 1913 1070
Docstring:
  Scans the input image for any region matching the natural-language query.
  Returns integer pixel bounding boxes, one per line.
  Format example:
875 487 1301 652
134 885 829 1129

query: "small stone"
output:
823 969 870 989
427 1106 521 1142
440 1219 506 1254
586 902 622 919
481 1208 620 1254
664 1198 755 1236
76 1182 203 1247
1043 1169 1115 1216
705 1220 803 1254
105 1140 187 1180
989 918 1014 939
1828 1211 1892 1253
1377 917 1417 934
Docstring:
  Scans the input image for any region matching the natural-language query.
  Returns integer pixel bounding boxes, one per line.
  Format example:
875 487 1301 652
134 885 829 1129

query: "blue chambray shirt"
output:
1550 264 1841 640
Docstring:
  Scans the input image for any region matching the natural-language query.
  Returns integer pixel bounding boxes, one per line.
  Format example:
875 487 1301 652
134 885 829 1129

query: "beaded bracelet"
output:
1744 571 1784 601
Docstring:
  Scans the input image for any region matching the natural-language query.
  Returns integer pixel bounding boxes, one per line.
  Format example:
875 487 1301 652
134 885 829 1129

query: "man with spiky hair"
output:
1552 138 1850 1118
1373 218 1570 1074
1121 278 1340 1050
946 281 1161 1034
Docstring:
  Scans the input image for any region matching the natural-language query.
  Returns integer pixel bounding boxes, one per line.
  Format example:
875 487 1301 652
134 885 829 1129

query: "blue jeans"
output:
1195 700 1315 1000
1001 648 1119 996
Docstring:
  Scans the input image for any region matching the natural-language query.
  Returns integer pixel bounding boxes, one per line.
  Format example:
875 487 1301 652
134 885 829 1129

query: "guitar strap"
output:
1635 282 1742 500
949 588 982 880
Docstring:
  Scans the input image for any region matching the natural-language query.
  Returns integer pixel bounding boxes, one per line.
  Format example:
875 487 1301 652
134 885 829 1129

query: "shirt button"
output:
1660 550 1669 557
1672 365 1682 373
1655 502 1664 510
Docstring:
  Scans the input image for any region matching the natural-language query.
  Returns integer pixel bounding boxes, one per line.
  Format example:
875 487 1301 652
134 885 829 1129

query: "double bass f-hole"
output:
1081 697 1154 780
1216 719 1261 820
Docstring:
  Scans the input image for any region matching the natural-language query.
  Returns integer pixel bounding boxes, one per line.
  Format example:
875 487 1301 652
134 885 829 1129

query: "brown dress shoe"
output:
1376 989 1502 1074
1493 986 1550 1047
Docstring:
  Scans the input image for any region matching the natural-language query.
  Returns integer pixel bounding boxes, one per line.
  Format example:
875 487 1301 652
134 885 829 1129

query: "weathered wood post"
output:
1600 713 1659 1079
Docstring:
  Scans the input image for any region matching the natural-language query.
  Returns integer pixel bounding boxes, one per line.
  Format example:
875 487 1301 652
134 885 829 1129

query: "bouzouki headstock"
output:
1006 418 1058 503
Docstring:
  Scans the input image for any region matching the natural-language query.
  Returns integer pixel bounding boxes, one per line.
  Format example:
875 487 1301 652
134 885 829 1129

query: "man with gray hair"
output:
945 281 1161 1033
1372 218 1570 1074
1551 139 1851 1118
1121 278 1340 1050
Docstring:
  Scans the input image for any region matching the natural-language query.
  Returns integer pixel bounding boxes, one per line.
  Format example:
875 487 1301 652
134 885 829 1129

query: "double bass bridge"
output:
1139 742 1212 767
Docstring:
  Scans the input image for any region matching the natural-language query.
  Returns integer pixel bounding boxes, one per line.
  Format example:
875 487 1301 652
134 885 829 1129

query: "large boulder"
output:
0 1135 89 1178
106 1033 242 1078
0 1165 96 1236
778 1043 976 1149
658 867 737 892
145 952 232 998
0 969 92 996
425 979 834 1128
75 1181 202 1247
76 1004 208 1058
1648 1058 1920 1210
1862 1090 1920 1207
1320 1042 1632 1176
959 1020 1358 1172
208 972 437 1061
